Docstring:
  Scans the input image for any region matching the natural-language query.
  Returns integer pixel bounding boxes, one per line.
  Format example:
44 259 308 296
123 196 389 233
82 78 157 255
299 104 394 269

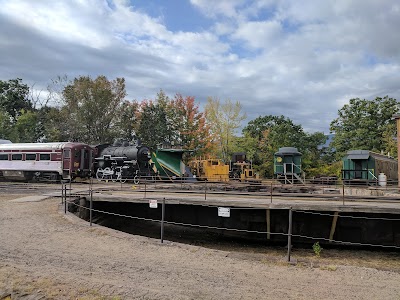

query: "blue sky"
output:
1 0 400 133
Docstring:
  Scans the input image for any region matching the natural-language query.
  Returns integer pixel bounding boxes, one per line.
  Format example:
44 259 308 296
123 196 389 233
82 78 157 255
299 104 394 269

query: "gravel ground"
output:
1 194 400 299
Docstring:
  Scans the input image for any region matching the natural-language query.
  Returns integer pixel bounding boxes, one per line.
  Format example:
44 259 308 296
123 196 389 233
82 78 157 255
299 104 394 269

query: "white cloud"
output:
232 20 282 49
0 0 400 133
190 0 246 19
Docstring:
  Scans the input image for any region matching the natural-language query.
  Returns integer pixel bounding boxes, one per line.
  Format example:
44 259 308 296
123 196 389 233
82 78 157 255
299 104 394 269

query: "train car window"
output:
26 154 36 160
0 154 8 160
39 154 51 160
12 154 23 160
75 150 80 158
63 149 70 159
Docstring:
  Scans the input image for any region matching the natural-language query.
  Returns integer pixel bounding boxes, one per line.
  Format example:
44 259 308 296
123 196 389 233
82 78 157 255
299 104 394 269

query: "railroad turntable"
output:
65 182 400 251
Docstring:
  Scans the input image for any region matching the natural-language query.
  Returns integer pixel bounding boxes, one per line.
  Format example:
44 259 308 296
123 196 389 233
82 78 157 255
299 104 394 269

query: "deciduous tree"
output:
205 97 246 162
61 75 126 144
168 94 211 155
243 115 327 177
330 96 399 159
0 78 32 120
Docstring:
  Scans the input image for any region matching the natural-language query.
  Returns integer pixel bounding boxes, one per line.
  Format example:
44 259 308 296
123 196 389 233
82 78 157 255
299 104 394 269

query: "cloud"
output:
0 0 400 134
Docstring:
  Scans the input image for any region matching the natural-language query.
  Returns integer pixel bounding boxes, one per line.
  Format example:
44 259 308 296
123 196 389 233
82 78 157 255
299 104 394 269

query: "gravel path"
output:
1 194 400 299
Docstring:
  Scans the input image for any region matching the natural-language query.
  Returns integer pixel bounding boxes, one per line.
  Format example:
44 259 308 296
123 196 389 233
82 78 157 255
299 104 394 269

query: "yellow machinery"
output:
188 158 229 182
230 161 260 182
230 152 260 182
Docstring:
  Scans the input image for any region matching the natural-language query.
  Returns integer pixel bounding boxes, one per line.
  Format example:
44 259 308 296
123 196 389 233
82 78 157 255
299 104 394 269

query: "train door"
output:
80 147 93 175
62 148 71 179
354 160 362 179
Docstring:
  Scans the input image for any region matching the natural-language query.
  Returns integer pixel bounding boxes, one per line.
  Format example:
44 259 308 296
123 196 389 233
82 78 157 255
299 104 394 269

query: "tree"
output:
137 100 169 149
0 108 14 141
168 94 211 155
243 115 327 177
0 78 32 120
330 96 399 159
205 97 246 162
37 106 66 142
13 109 40 142
61 75 127 144
115 100 140 141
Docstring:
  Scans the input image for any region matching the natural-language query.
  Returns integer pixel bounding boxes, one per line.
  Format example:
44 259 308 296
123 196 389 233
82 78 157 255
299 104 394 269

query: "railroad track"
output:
1 180 399 204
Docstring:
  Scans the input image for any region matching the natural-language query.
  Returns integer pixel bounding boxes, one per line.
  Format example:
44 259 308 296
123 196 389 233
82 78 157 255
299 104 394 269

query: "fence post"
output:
270 182 273 203
64 187 67 214
64 184 67 205
90 178 93 226
287 207 293 262
204 180 207 200
69 178 72 204
161 198 165 243
342 182 345 205
61 183 64 204
144 179 147 198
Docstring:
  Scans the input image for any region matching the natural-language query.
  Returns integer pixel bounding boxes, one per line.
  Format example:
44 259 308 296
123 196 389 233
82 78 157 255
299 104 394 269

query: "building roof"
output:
344 150 397 162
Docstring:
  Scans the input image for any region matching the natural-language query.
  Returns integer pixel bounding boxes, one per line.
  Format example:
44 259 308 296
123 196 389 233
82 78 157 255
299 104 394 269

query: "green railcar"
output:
274 147 303 183
342 150 398 184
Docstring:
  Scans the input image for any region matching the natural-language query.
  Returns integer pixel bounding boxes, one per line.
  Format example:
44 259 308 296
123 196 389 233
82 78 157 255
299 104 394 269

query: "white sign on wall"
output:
218 207 231 217
149 200 158 208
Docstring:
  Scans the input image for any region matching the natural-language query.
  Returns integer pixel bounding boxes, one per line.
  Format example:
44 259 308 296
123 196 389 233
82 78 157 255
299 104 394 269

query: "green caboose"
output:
342 150 398 183
274 147 303 183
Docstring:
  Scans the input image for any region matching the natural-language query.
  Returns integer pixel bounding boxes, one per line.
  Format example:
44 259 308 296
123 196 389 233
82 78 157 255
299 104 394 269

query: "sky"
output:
1 0 400 134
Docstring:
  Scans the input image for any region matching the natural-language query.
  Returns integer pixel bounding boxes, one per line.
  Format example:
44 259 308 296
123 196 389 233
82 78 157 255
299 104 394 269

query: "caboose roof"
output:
345 150 370 160
344 150 396 162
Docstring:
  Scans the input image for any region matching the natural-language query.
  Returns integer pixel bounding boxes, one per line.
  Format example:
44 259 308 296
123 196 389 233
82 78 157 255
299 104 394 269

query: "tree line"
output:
0 76 398 178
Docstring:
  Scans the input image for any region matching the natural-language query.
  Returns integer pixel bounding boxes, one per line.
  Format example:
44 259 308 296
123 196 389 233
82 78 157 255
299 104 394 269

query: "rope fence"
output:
59 180 400 262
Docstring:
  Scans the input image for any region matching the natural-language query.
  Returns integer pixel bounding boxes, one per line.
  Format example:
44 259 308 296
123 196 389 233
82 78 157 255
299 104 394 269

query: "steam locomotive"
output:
94 139 153 184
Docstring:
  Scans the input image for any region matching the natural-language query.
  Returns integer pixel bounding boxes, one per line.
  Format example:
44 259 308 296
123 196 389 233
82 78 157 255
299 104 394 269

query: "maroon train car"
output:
0 142 93 181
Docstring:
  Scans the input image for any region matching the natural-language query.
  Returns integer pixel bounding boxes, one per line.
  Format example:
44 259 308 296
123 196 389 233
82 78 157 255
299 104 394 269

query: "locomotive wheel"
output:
103 167 113 181
111 173 118 183
96 168 104 181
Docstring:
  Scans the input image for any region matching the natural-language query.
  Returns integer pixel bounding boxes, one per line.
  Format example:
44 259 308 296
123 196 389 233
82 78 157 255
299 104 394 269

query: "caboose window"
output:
12 154 22 160
39 154 51 160
63 149 70 158
0 154 8 160
26 154 36 160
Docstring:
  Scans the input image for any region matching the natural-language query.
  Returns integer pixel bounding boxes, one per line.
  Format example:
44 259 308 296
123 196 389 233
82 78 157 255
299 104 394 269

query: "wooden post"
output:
270 182 273 203
287 208 293 262
329 212 339 242
342 182 345 205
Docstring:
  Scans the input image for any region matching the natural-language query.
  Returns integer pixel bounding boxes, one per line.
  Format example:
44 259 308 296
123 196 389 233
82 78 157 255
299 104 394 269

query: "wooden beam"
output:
329 211 339 242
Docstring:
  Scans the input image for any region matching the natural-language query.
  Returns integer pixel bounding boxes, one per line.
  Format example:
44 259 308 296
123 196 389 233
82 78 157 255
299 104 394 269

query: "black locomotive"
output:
94 139 152 183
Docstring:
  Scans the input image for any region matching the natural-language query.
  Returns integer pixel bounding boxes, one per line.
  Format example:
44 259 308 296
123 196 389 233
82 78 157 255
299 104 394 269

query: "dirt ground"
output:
1 193 400 300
